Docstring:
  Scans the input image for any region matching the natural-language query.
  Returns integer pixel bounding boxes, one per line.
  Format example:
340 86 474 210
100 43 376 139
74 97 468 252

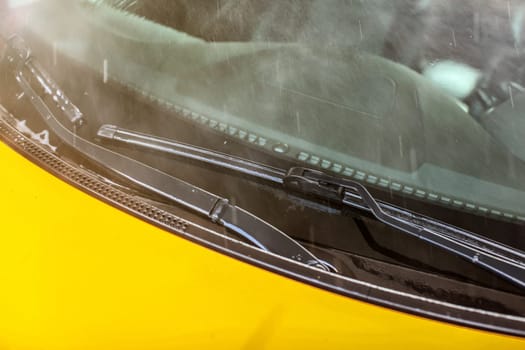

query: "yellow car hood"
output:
0 134 524 349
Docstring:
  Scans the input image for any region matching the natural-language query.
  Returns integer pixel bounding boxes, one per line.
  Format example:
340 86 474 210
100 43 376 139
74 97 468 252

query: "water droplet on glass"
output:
272 143 289 154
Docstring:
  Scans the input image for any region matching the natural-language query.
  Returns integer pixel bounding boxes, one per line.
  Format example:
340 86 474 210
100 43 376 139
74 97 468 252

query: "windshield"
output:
6 0 525 225
2 0 525 318
4 0 525 332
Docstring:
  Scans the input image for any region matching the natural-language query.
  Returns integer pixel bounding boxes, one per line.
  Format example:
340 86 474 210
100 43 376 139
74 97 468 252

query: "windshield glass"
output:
4 0 525 329
5 0 525 223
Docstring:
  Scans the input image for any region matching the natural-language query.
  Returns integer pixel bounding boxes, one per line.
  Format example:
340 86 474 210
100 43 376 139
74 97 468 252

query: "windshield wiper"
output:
97 124 525 290
2 35 334 272
97 124 288 184
5 35 525 289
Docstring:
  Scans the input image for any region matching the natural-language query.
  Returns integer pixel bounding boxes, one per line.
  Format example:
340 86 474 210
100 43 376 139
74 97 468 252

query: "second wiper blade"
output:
97 124 287 184
98 124 525 289
4 36 332 273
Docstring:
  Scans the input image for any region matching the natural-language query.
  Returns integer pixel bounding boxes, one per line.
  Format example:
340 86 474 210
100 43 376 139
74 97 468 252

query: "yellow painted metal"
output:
0 141 523 349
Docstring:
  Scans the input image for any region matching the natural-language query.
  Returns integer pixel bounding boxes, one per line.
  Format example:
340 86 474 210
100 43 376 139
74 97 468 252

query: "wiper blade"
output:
3 36 333 272
97 124 287 184
98 125 525 289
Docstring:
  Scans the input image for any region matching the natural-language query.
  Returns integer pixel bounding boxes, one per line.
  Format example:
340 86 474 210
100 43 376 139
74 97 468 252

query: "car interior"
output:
21 0 525 220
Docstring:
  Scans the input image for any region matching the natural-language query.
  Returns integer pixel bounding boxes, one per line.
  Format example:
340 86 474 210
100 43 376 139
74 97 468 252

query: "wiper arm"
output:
286 168 525 289
2 36 333 272
97 125 525 289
